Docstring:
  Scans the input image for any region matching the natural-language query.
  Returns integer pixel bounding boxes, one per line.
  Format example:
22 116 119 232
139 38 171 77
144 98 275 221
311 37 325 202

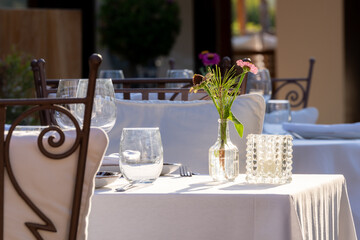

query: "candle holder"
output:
245 134 293 184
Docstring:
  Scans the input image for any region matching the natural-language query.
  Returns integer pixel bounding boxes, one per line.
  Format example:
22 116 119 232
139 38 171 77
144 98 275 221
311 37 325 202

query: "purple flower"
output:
198 51 220 66
198 50 209 60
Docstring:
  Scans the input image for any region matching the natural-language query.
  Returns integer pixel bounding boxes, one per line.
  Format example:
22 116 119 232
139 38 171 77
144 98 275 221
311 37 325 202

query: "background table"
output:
292 139 360 237
88 174 356 240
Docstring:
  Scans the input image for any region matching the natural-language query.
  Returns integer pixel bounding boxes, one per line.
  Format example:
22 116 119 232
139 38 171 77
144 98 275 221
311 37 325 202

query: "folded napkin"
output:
291 107 319 124
100 153 120 172
102 153 119 166
283 122 360 139
5 124 48 132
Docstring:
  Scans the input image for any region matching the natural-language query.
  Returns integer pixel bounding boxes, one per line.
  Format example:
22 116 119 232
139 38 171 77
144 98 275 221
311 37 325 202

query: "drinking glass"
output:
119 128 163 184
99 70 125 79
54 79 81 129
246 68 272 102
99 70 124 95
263 99 291 134
166 69 194 88
75 78 117 133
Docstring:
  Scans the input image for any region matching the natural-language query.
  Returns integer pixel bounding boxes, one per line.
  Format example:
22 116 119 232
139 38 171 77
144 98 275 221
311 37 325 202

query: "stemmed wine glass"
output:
54 79 81 129
75 78 117 133
99 70 124 79
166 69 194 88
99 70 124 98
246 68 272 102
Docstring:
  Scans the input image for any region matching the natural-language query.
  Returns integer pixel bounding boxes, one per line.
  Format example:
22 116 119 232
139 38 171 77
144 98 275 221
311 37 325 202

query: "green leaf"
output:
228 111 244 138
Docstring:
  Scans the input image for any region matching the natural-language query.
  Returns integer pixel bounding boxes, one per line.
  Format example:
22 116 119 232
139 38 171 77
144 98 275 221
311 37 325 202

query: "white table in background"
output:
88 174 356 240
292 139 360 237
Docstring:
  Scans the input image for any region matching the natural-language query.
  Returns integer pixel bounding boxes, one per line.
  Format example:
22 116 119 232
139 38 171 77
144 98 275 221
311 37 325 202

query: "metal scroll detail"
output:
4 105 82 239
272 81 306 108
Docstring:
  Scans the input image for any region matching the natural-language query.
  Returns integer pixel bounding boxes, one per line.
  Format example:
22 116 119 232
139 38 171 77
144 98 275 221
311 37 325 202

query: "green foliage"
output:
246 0 260 24
98 0 181 65
0 48 38 124
191 66 248 138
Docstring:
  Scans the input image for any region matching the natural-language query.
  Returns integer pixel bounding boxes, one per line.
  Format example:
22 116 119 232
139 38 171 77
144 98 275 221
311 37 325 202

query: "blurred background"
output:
0 0 359 124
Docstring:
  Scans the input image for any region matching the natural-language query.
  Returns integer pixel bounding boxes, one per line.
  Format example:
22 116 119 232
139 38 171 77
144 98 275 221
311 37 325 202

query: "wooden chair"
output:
271 58 315 108
1 54 106 239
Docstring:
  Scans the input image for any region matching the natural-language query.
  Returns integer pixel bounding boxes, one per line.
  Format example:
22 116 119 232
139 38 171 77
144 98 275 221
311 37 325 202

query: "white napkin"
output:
291 107 319 124
283 122 360 139
102 153 119 166
100 153 120 172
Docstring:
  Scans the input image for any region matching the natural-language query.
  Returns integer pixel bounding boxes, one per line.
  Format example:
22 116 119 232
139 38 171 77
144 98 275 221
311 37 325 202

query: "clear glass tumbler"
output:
246 68 272 102
263 99 291 134
119 128 163 184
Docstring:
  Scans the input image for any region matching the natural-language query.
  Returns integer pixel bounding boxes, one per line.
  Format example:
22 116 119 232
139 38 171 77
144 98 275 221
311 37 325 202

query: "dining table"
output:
88 174 357 240
292 138 360 238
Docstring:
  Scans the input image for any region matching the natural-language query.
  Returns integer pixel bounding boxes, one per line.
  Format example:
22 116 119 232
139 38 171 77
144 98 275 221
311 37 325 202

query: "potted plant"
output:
98 0 181 76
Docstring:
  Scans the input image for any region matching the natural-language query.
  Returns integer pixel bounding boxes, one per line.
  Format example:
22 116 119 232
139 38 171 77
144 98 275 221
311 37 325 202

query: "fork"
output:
179 165 192 177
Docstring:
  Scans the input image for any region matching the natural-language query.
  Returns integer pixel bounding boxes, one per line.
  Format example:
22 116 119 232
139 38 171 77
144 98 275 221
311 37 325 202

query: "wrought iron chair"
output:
31 64 195 102
31 58 53 125
1 54 107 239
271 58 315 108
32 56 249 110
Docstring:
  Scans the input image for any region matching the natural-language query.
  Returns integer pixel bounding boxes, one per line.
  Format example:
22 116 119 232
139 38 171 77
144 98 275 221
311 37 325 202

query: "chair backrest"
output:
112 77 194 100
31 58 52 125
271 58 315 108
31 56 249 104
1 54 104 240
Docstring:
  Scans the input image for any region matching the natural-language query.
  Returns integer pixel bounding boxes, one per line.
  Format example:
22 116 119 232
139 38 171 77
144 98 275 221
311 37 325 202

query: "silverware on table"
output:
287 130 305 139
179 165 192 177
115 183 135 192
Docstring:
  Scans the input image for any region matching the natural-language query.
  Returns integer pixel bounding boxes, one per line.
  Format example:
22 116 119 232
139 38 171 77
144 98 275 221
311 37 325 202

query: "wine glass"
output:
166 69 194 88
54 79 81 129
75 78 117 133
99 70 124 98
99 70 124 79
246 68 272 102
119 127 163 185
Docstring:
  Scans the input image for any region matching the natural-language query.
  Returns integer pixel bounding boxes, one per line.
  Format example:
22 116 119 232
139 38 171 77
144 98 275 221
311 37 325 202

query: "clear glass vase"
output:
209 119 239 182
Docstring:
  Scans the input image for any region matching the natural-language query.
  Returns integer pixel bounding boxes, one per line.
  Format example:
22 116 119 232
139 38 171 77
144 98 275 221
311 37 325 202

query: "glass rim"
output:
100 69 123 72
59 79 82 82
78 78 112 81
122 127 160 131
267 99 290 104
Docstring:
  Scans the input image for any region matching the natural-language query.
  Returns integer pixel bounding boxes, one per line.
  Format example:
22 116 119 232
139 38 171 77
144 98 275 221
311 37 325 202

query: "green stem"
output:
219 119 227 172
220 119 227 148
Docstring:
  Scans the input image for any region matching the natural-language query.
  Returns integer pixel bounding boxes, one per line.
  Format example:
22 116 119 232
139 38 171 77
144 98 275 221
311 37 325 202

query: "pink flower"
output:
236 60 258 74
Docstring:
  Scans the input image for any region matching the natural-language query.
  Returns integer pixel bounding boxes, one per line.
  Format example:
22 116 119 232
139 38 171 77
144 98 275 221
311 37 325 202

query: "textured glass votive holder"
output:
245 134 293 184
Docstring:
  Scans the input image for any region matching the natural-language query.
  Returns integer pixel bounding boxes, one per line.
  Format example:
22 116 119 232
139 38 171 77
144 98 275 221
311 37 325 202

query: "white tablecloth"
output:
292 139 360 238
88 174 356 240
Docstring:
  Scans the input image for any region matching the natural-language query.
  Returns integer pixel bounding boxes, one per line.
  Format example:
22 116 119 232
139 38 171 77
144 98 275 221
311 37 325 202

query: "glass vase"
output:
209 119 239 182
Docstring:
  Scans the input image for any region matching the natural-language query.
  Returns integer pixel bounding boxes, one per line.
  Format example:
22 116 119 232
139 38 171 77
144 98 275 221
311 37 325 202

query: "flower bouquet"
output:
190 59 258 181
